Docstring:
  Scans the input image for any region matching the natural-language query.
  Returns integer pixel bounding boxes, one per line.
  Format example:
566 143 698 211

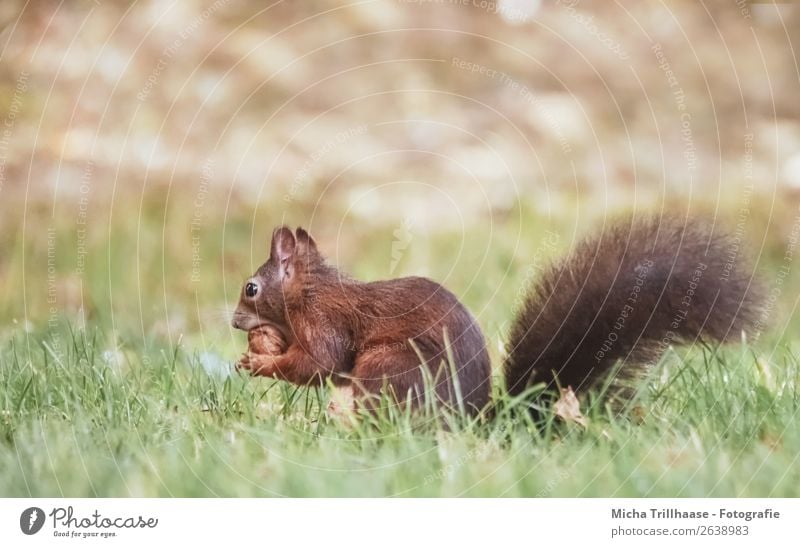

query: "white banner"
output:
0 498 795 546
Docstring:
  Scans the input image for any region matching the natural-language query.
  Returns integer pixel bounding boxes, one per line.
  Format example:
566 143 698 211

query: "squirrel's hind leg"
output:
347 349 429 413
348 348 489 415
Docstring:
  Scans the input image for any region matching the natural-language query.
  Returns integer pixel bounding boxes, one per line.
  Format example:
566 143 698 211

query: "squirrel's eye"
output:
245 282 258 298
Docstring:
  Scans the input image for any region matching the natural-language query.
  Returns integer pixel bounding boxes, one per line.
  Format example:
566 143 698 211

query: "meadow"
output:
1 0 799 498
1 194 799 497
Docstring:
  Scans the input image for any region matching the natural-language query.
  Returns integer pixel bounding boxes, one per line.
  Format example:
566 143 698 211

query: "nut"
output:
247 325 287 355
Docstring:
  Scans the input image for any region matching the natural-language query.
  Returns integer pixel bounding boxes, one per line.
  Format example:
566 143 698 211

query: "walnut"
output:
247 324 287 355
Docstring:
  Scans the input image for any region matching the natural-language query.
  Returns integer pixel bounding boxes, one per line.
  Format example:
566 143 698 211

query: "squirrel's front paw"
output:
236 352 277 377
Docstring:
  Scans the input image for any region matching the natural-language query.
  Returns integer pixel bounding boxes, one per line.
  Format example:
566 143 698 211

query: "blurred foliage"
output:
0 0 798 346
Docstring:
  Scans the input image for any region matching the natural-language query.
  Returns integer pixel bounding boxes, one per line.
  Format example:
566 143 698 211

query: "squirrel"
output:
232 216 762 416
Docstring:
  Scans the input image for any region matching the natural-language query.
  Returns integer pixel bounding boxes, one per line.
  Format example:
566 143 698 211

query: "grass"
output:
1 193 799 497
0 322 798 497
1 0 799 499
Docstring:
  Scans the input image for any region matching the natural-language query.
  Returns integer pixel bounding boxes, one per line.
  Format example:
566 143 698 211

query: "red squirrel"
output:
232 217 762 414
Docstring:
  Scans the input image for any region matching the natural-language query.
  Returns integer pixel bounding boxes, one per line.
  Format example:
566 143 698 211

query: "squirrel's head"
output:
231 226 324 332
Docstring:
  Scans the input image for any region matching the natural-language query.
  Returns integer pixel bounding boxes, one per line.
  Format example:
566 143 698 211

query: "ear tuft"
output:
295 227 318 254
270 226 296 261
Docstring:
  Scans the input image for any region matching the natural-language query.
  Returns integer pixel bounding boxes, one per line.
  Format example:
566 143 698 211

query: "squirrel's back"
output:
504 215 763 398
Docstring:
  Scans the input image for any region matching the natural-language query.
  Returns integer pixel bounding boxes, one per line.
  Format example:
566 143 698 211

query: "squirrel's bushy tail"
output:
504 215 763 398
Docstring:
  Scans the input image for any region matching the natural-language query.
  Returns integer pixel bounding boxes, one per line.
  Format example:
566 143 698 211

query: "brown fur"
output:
504 215 763 399
234 217 762 416
233 227 491 413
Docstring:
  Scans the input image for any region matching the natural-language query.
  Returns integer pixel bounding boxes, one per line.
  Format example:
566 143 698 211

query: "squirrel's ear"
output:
295 227 318 255
270 226 296 278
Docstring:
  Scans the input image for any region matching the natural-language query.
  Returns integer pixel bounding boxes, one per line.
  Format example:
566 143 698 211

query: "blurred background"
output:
0 0 798 357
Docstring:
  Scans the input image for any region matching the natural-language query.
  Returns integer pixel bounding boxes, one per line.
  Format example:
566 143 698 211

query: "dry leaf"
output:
761 432 782 452
631 404 648 424
553 387 588 428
